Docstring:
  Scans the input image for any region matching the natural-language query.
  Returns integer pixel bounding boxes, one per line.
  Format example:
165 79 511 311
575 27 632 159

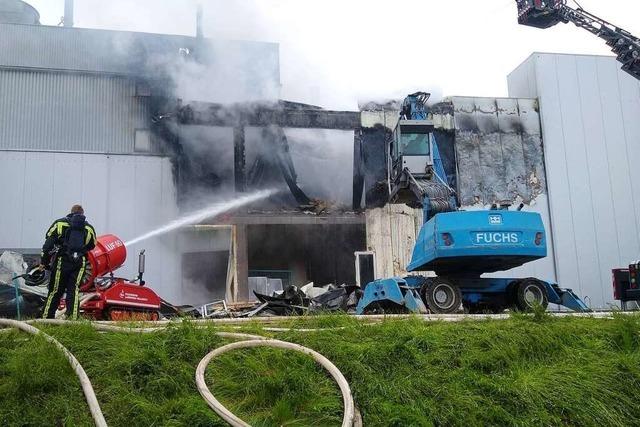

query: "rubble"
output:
241 282 362 317
0 251 46 318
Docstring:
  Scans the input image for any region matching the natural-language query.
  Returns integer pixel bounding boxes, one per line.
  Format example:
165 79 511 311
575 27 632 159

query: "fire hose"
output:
0 319 108 427
195 339 356 427
1 319 361 427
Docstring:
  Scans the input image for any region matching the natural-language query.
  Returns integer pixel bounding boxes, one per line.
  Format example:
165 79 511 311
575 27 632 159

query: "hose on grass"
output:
0 319 108 427
31 319 268 340
4 319 361 426
195 339 356 427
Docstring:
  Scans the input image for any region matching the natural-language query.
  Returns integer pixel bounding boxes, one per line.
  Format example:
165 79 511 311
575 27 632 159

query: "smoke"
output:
69 0 445 110
284 129 355 206
60 0 445 304
145 42 280 104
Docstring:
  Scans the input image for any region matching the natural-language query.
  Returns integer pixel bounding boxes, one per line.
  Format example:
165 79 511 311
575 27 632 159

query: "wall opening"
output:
247 223 366 288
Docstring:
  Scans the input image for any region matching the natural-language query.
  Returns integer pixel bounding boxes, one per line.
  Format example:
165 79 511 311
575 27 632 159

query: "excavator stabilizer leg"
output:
545 283 591 312
356 278 428 314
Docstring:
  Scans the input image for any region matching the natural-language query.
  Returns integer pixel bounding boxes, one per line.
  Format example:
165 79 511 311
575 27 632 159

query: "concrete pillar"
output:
234 224 249 301
64 0 74 27
233 126 246 193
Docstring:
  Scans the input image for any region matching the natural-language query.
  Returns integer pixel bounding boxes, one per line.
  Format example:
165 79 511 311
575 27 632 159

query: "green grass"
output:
0 314 639 426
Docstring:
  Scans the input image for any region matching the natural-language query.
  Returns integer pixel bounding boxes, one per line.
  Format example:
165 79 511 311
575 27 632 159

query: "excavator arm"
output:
388 93 457 222
517 0 640 80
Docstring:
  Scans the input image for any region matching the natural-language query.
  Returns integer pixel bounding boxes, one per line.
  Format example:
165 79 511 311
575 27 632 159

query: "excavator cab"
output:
388 93 455 217
517 0 564 29
391 120 435 179
388 119 438 207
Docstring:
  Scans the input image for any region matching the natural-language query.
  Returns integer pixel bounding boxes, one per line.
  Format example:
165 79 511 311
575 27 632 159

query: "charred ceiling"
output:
151 99 362 212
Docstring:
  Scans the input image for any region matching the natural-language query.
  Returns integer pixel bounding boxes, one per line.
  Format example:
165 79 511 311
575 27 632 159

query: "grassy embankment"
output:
0 313 639 426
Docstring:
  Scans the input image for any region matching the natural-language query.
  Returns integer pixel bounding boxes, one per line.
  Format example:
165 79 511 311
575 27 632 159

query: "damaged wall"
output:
437 97 546 206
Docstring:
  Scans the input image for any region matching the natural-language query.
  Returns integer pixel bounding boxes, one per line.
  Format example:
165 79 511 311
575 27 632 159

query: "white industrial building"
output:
0 1 638 311
0 1 282 305
509 53 640 309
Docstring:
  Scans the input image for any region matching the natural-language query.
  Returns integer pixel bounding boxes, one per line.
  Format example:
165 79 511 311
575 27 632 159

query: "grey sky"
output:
28 0 639 109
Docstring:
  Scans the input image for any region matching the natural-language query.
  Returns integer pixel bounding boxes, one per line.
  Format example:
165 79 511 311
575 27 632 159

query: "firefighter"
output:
39 205 97 320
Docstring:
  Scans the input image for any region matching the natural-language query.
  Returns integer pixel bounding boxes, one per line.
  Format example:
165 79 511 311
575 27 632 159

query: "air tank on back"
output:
0 0 40 24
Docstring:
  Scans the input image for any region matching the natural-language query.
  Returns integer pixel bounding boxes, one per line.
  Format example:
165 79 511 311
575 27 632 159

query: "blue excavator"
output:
356 93 590 314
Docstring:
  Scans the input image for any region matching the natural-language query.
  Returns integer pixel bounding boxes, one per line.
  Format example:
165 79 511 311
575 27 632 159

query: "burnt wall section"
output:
433 130 457 192
440 97 546 206
358 125 389 208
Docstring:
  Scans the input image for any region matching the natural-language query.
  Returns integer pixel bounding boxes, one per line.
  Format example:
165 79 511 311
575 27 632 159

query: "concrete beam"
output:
177 102 361 130
221 213 365 225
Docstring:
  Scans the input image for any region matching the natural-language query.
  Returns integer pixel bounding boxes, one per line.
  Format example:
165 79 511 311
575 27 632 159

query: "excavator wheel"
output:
422 278 462 314
514 278 549 311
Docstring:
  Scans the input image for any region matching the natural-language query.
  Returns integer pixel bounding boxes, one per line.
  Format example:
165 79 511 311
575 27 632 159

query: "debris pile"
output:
197 281 363 318
250 283 362 316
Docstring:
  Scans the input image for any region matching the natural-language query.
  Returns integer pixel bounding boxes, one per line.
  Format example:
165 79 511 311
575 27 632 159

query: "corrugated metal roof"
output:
0 23 279 79
0 69 149 153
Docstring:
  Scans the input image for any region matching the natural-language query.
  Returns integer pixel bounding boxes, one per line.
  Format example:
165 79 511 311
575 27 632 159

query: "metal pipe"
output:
196 3 203 38
137 250 146 284
64 0 74 27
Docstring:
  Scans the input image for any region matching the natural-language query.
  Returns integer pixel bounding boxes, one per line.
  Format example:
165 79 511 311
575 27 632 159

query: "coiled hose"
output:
0 319 108 427
1 319 361 427
196 339 355 427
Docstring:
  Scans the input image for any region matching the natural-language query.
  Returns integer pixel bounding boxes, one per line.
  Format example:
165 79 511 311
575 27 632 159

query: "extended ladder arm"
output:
517 0 640 80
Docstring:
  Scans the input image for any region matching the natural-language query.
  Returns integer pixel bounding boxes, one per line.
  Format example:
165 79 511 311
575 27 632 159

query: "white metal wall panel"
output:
573 55 622 306
0 24 280 82
508 53 640 309
507 196 557 283
507 55 538 99
0 151 182 302
81 155 109 233
0 69 149 153
20 152 56 247
0 151 25 247
618 61 640 237
595 57 640 260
